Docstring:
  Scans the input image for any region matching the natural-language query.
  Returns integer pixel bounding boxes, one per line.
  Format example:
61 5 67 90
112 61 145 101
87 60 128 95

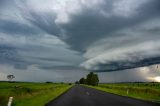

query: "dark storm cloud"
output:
1 0 160 72
139 0 160 15
0 0 6 6
0 45 31 69
0 0 84 72
39 65 82 71
61 14 137 51
0 0 12 9
0 44 80 70
60 0 160 51
0 0 160 82
23 11 61 36
92 57 160 72
0 19 39 35
0 46 18 63
15 0 160 53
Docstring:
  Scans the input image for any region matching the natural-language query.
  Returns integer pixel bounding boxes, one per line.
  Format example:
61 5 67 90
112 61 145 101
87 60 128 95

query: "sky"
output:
0 0 160 82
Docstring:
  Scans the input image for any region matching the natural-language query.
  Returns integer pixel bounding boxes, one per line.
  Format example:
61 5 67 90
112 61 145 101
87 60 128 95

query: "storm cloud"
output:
0 0 160 82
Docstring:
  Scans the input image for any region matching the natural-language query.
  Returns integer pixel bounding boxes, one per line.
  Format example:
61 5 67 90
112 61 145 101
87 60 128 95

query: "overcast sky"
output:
0 0 160 82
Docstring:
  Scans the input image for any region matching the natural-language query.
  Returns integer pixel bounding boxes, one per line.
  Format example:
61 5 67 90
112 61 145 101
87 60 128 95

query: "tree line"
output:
78 72 99 86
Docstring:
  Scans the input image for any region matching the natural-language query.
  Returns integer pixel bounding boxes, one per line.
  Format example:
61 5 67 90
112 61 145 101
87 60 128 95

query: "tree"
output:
79 77 86 84
92 74 99 86
78 72 99 86
7 75 15 82
86 72 99 86
75 81 79 84
86 72 93 85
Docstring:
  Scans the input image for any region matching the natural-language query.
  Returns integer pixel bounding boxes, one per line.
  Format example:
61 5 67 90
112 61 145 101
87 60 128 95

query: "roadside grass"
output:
0 82 73 106
84 83 160 103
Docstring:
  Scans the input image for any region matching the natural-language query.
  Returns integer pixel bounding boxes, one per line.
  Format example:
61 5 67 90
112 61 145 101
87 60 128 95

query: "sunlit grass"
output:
0 82 73 106
85 82 160 103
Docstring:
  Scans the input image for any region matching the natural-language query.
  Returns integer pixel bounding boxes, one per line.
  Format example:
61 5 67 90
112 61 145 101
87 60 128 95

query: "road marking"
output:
86 92 90 95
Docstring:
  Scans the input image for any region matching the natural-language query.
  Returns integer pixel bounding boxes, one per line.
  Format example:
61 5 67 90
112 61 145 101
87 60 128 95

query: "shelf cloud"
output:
0 0 160 82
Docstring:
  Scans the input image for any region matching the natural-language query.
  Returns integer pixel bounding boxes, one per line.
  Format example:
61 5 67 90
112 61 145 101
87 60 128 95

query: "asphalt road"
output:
46 85 159 106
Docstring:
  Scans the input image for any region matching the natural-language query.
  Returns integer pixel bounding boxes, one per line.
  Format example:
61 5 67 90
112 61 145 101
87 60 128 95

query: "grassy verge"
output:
83 83 160 103
0 82 73 106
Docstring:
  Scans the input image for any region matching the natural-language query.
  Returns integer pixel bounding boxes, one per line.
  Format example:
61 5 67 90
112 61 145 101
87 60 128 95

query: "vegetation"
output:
0 82 72 106
79 78 86 84
75 81 79 84
85 82 160 103
79 72 99 86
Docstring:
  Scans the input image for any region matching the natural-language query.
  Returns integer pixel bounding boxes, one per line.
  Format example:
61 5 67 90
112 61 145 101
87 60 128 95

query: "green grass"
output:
84 83 160 103
0 82 73 106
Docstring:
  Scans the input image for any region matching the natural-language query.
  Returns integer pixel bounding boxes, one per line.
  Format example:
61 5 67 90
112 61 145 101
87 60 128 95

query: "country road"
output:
46 85 159 106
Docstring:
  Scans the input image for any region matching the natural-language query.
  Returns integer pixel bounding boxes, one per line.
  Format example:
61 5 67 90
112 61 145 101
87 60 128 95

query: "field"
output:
0 82 72 106
86 82 160 103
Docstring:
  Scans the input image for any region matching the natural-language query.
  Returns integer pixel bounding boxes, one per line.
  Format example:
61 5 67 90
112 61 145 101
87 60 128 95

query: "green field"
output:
0 82 73 106
86 83 160 103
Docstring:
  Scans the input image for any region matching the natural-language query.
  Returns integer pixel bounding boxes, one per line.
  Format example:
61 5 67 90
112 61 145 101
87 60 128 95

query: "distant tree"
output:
75 81 79 84
86 72 99 86
79 77 86 84
45 81 52 83
7 75 15 82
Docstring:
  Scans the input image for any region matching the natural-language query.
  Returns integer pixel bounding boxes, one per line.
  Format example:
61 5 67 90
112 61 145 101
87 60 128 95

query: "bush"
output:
12 87 33 95
45 81 52 83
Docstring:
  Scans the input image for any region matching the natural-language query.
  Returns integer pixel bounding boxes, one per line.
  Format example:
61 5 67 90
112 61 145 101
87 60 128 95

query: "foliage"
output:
68 83 72 85
79 72 99 86
75 81 79 84
86 72 99 86
79 78 86 84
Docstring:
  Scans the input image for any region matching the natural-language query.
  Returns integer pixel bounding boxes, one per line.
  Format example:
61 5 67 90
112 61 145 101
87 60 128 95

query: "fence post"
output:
7 97 13 106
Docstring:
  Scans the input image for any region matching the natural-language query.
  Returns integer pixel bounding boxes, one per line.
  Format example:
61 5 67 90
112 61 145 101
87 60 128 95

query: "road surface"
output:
46 85 159 106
